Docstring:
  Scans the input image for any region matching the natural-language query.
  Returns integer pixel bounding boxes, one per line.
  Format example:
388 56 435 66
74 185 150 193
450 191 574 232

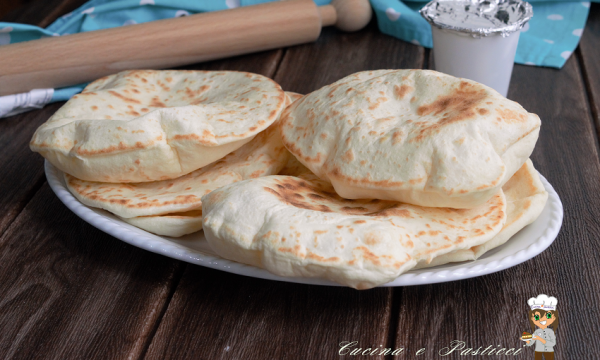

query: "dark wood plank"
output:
0 37 284 360
178 49 283 77
144 21 424 360
0 0 286 358
511 54 600 357
0 0 88 238
0 104 58 237
579 3 600 137
275 21 425 93
146 266 392 360
392 54 600 357
0 184 185 359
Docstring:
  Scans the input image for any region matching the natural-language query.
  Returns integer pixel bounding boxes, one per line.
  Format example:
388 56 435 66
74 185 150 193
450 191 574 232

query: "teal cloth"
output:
0 0 593 103
371 0 592 68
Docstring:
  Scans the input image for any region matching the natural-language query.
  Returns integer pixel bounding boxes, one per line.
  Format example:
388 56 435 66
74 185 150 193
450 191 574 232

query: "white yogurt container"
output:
420 0 533 97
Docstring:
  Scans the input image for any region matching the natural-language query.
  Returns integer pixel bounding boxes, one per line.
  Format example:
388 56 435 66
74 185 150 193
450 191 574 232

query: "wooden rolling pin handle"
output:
0 0 372 96
324 0 372 32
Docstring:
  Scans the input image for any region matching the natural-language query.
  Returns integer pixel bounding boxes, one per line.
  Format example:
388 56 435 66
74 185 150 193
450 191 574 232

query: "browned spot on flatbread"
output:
150 96 167 108
372 208 411 218
409 177 424 185
364 232 380 246
108 91 141 104
185 85 210 99
172 129 216 145
413 81 487 141
342 149 354 163
264 186 332 213
76 139 156 156
263 178 400 215
278 245 306 258
368 97 388 110
394 84 413 99
329 166 405 189
392 130 404 145
250 170 263 178
354 246 381 266
496 108 527 123
306 251 339 262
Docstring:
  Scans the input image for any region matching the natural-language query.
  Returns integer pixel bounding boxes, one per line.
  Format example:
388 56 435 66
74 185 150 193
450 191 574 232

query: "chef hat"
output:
528 294 558 311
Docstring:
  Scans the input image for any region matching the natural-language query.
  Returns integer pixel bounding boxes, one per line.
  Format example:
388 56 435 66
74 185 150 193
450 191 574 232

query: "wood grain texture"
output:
0 19 284 359
0 184 184 359
392 55 600 358
511 55 600 358
143 21 424 360
274 21 425 93
145 266 392 360
0 0 88 238
0 104 55 237
579 3 600 136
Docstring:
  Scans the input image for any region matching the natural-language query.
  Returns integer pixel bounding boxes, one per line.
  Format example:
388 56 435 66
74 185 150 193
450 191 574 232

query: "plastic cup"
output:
431 27 521 97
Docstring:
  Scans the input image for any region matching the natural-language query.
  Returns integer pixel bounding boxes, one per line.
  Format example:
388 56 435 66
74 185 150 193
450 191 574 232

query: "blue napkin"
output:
0 0 593 116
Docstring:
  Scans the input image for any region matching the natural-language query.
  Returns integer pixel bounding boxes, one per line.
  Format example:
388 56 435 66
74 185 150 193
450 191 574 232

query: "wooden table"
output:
1 1 599 359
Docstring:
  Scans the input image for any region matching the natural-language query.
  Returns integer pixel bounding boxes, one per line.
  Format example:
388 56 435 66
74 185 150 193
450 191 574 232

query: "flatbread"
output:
65 118 291 219
32 69 287 182
65 92 299 237
121 210 203 238
280 69 540 208
120 92 302 237
415 159 548 268
201 165 507 289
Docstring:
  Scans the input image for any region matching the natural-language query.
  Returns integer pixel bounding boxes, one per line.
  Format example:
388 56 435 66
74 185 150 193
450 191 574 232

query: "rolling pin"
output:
0 0 372 96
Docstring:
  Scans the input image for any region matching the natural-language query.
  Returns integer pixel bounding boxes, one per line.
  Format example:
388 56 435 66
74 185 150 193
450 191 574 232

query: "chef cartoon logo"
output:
521 294 558 360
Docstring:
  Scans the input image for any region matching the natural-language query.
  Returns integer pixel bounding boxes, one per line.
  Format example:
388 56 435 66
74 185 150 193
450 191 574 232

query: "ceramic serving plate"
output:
46 160 563 287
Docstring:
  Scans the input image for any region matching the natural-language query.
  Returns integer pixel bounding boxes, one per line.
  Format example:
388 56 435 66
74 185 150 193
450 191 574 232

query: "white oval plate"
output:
46 160 563 287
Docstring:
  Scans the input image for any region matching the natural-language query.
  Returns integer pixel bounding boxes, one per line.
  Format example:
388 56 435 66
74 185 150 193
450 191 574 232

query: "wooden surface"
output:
1 2 599 359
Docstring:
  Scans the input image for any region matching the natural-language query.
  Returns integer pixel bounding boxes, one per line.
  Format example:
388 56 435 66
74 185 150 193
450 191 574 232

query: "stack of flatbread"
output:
31 69 296 236
200 70 547 289
32 69 547 289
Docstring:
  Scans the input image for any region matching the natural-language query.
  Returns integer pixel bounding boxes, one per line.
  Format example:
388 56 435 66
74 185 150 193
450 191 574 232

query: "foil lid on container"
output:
420 0 533 37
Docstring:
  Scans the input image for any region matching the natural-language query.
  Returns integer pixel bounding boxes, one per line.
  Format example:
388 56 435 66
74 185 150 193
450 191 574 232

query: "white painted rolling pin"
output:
0 0 371 96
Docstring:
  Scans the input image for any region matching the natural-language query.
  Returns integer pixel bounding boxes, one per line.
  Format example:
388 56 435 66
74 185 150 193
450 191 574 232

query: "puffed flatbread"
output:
65 119 291 235
65 92 300 237
280 69 540 209
201 160 507 289
415 159 548 268
32 69 287 182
